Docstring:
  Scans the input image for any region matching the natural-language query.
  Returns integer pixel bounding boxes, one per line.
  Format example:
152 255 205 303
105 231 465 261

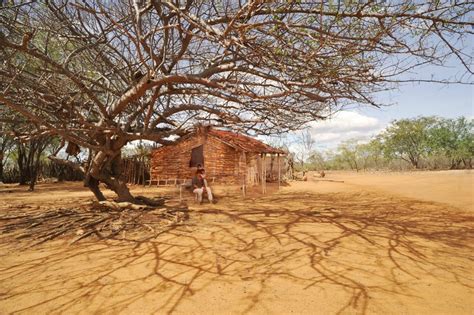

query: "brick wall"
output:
150 133 287 185
150 134 246 184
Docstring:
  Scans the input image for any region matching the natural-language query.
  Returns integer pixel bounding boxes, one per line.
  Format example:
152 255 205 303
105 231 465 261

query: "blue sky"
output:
301 63 474 150
360 82 472 121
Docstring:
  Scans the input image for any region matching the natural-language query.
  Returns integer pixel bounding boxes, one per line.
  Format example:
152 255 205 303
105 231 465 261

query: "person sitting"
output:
192 169 213 204
196 163 205 172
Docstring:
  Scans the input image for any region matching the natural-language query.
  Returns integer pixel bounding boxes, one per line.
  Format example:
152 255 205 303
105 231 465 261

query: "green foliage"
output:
306 151 327 171
362 137 387 170
381 117 438 168
295 116 473 171
427 117 474 168
336 140 362 171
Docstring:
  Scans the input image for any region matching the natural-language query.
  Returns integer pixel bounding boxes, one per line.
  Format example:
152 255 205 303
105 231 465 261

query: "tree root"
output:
135 195 165 207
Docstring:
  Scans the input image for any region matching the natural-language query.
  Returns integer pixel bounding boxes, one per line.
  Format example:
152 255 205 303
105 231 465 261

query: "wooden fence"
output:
122 156 150 185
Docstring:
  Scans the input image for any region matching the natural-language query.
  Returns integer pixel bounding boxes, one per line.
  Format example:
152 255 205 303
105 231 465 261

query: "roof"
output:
207 129 286 154
151 127 286 155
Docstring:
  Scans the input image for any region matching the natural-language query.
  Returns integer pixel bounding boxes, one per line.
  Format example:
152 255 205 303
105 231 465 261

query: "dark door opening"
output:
189 145 204 167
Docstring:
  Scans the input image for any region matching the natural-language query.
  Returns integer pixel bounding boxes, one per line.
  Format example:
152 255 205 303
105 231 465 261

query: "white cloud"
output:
307 111 385 148
260 111 386 156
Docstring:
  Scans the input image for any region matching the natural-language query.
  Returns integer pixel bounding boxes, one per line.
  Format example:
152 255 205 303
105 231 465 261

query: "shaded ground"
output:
0 171 473 314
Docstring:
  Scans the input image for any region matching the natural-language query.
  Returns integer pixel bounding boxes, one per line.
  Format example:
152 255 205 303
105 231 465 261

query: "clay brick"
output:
150 127 286 185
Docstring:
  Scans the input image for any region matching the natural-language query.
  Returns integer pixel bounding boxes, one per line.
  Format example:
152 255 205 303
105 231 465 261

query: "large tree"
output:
428 117 474 169
0 1 472 201
381 117 438 169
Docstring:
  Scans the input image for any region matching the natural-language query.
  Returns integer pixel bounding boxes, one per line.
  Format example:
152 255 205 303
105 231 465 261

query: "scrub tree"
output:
0 1 472 201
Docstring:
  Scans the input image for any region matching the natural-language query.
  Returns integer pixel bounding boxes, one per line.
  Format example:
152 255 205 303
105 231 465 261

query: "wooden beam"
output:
261 153 264 194
148 165 153 187
142 159 146 186
260 153 267 194
261 153 266 194
278 153 281 190
242 151 246 198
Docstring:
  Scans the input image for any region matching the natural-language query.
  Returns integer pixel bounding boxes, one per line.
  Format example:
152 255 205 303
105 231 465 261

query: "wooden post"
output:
134 158 139 185
142 158 146 186
131 158 135 185
263 153 267 194
278 153 281 190
242 151 246 198
261 153 266 194
138 160 142 185
270 154 274 180
260 153 263 194
149 166 153 187
126 160 130 184
238 150 242 197
131 161 136 185
130 160 133 184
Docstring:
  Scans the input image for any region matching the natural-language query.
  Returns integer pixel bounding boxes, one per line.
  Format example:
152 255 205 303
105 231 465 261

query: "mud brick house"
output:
149 126 286 191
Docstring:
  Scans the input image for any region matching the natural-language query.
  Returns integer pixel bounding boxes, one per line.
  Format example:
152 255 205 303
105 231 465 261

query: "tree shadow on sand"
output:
1 190 473 314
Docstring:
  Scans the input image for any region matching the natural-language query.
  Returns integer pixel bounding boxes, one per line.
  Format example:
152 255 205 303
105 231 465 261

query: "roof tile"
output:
208 129 285 154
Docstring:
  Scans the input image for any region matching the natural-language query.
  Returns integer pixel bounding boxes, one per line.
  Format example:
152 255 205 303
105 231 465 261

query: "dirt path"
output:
0 174 473 314
324 170 474 211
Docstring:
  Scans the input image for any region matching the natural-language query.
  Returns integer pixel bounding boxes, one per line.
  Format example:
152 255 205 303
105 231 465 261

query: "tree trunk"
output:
84 174 106 201
28 149 43 191
28 167 38 191
17 145 29 185
450 160 456 169
462 158 472 169
86 150 135 203
106 179 135 202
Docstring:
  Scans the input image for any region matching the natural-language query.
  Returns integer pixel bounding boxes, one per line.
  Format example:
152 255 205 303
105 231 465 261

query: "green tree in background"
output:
307 151 327 171
335 140 363 172
301 116 472 172
381 117 437 169
363 137 386 170
428 117 474 169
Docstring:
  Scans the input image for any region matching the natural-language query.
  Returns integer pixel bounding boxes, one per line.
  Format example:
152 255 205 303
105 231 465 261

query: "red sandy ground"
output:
0 170 473 314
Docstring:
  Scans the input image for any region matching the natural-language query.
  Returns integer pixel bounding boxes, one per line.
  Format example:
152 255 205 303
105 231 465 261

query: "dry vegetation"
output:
2 1 472 201
1 171 473 314
1 3 472 313
0 185 188 248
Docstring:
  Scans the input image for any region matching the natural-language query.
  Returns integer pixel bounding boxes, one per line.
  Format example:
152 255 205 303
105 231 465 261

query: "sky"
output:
298 65 474 151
